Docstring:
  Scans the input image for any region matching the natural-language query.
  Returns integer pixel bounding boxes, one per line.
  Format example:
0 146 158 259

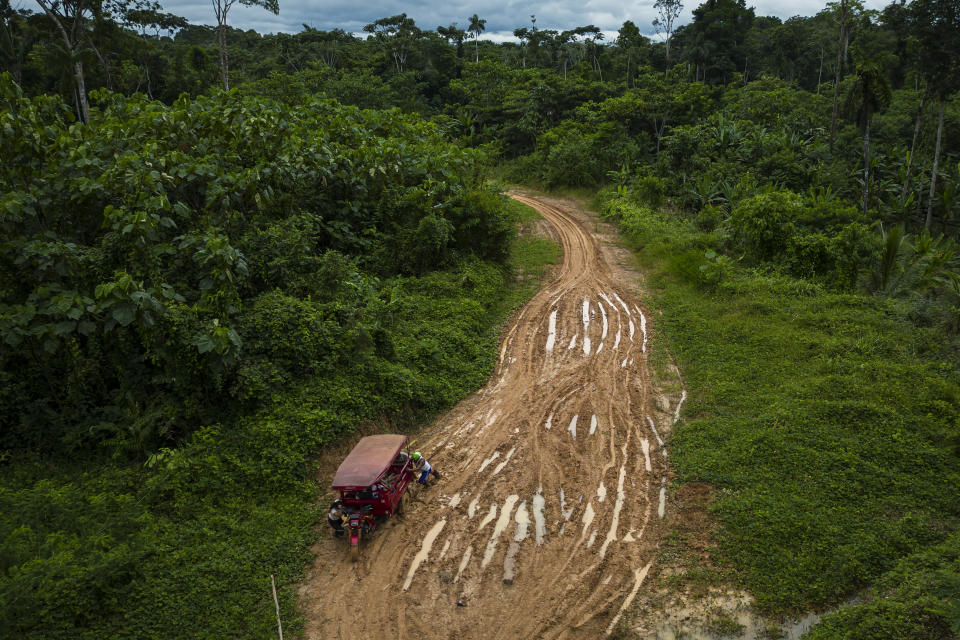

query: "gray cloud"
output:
162 0 890 37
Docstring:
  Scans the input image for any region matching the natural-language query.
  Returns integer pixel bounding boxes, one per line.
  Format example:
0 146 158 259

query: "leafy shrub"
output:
630 175 667 208
727 190 803 263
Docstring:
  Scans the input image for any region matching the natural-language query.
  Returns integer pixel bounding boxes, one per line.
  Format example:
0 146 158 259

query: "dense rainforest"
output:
1 0 959 637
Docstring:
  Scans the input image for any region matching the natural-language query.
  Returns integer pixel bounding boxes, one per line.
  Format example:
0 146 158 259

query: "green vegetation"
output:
600 194 960 636
0 77 557 638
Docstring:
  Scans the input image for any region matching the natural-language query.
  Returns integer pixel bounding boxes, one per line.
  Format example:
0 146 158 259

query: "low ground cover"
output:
602 195 960 638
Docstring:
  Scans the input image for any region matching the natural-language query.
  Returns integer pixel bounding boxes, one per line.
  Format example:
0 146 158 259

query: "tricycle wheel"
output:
396 494 406 517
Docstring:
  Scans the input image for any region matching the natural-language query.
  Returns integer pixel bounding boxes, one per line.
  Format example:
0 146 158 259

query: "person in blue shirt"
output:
411 451 440 485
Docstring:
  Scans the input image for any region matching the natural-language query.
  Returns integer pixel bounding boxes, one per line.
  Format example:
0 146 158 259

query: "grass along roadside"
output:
600 196 960 638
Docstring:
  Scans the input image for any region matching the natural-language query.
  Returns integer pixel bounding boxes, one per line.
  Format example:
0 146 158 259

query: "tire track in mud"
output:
299 194 681 639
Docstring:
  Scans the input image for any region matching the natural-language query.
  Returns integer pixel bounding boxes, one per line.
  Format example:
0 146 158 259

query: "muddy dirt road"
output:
299 194 684 639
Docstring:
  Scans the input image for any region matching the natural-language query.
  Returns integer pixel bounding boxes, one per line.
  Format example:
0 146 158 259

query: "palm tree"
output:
843 57 891 216
468 13 486 62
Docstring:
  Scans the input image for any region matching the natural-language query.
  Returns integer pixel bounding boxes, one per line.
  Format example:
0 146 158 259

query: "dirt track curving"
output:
299 194 684 639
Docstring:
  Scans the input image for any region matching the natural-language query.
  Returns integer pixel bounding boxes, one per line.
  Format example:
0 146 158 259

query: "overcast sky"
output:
159 0 891 39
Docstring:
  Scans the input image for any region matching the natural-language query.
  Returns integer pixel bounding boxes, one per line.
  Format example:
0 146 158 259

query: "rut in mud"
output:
299 194 684 639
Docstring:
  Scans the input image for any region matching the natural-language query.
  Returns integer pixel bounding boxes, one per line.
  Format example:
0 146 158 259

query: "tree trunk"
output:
902 92 926 198
925 97 945 229
817 46 823 93
90 42 113 90
474 36 478 63
218 23 229 90
863 115 871 216
665 37 671 66
37 3 89 123
829 0 848 152
74 60 90 124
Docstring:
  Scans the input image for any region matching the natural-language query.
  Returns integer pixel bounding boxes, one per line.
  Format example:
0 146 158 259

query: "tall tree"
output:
683 0 753 84
468 13 485 62
828 0 855 151
653 0 683 66
843 55 891 216
909 0 960 228
617 20 648 86
211 0 279 90
513 26 529 68
364 14 421 74
32 0 94 122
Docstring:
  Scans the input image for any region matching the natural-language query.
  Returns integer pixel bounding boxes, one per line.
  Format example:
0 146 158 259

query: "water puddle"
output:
567 333 578 350
503 541 521 584
545 413 552 430
582 300 592 355
598 292 615 310
546 309 557 353
596 342 603 354
605 563 652 637
560 488 575 521
658 477 666 518
673 389 687 425
482 495 519 568
641 438 652 472
568 415 578 439
629 319 635 341
448 493 462 509
589 414 598 435
613 326 621 350
623 530 636 542
532 490 546 545
646 416 664 448
597 482 607 503
491 447 516 476
586 530 597 547
467 496 479 518
439 538 451 559
402 519 446 591
599 301 608 339
514 500 531 541
621 358 628 368
599 465 627 559
502 501 531 583
581 501 596 537
478 504 497 530
454 545 472 583
477 451 500 473
637 307 647 352
612 292 632 317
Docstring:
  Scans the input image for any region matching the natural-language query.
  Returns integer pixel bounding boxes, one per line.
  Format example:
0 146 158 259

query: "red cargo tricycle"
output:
331 434 414 560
